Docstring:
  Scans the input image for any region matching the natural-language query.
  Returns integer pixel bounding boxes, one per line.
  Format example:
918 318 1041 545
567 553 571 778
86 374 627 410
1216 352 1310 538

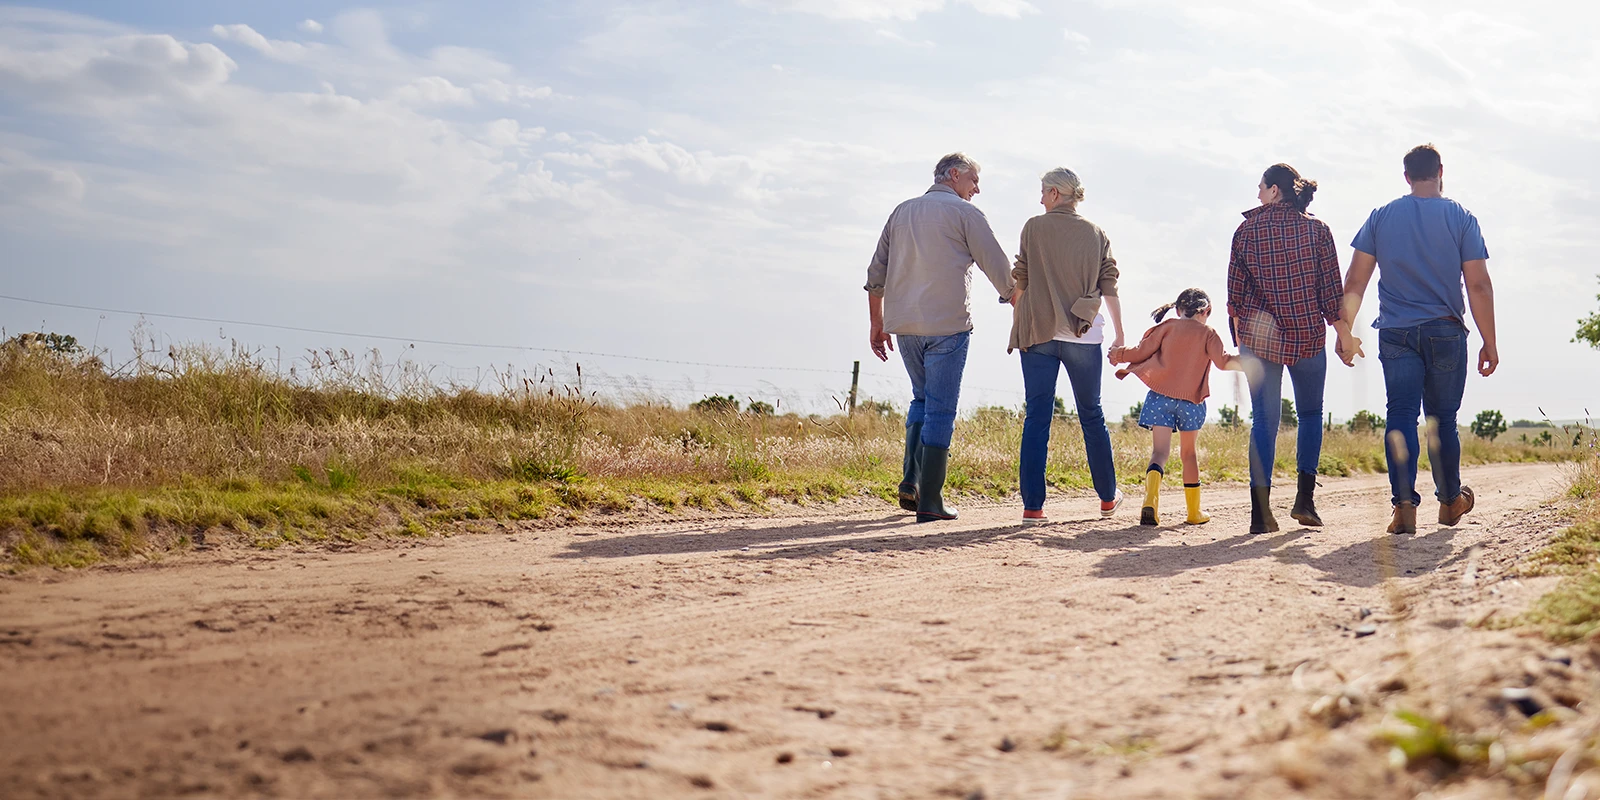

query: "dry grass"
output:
0 339 1581 568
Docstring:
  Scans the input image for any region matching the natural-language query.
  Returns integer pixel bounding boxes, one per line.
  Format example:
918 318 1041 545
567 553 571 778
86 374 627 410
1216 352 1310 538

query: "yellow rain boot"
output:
1184 483 1210 525
1139 466 1162 526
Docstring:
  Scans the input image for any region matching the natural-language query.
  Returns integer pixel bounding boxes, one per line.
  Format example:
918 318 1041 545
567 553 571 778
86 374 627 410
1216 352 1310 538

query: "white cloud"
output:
746 0 1035 21
298 19 323 34
211 23 311 62
472 79 553 105
1062 28 1090 51
0 32 235 105
391 76 474 107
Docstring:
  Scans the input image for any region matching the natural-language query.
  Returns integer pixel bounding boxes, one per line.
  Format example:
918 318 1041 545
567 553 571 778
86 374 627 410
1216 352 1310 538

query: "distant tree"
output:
1470 409 1507 441
691 394 739 414
1280 398 1297 429
1217 405 1243 429
1576 277 1600 349
4 331 82 355
1510 419 1552 428
1054 396 1067 416
746 400 775 416
1347 410 1385 434
1125 401 1144 423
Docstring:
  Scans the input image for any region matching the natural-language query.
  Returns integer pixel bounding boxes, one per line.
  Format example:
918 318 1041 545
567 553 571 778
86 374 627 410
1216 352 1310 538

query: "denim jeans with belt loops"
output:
1378 320 1469 507
1018 340 1118 509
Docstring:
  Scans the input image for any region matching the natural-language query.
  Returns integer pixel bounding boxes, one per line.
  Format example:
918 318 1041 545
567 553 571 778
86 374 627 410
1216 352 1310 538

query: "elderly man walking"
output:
1338 144 1498 534
865 152 1016 523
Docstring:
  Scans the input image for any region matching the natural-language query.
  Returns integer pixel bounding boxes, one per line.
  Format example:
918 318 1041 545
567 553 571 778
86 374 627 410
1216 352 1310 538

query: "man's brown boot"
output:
1387 502 1418 535
1440 486 1476 526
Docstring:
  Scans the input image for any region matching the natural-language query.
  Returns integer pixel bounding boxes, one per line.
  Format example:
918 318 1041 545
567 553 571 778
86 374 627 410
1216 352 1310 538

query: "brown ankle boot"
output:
1387 502 1417 534
1439 486 1475 526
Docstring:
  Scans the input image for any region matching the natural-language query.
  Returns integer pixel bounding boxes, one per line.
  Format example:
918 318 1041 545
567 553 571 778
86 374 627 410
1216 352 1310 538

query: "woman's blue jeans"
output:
1240 345 1327 488
897 332 970 449
1018 340 1118 509
1378 321 1468 507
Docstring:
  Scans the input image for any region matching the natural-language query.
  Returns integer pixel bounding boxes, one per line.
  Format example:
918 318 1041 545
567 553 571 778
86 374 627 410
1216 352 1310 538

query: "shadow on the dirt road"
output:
554 513 922 558
1273 528 1459 587
1086 525 1460 587
553 513 1152 561
1088 529 1308 579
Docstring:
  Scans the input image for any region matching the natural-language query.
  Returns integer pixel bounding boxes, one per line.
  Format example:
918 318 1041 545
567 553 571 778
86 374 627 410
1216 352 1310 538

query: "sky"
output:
1 0 1597 422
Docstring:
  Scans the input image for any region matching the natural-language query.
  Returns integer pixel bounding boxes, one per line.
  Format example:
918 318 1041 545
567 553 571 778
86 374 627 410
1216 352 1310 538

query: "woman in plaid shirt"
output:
1227 163 1359 534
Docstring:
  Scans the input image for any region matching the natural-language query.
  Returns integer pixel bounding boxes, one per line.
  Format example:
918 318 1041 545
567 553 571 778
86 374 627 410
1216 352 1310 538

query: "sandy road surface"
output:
0 463 1571 799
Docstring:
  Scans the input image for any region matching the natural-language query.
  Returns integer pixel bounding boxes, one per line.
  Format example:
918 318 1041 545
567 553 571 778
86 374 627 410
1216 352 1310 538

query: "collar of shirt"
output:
1240 202 1315 221
925 183 960 197
1044 205 1081 218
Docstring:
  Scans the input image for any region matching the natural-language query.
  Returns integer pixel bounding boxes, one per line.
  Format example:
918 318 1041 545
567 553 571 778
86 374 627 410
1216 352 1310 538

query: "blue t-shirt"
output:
1350 196 1489 329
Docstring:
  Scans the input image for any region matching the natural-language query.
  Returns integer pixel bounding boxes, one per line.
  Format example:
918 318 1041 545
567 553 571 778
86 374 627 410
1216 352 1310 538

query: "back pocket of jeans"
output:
1429 335 1462 371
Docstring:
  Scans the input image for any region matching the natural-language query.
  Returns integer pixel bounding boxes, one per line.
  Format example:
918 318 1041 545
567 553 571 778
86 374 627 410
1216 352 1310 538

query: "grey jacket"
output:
864 184 1015 336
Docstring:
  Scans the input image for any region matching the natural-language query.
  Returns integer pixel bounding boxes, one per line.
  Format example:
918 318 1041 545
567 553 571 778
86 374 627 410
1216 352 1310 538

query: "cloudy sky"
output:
2 0 1597 422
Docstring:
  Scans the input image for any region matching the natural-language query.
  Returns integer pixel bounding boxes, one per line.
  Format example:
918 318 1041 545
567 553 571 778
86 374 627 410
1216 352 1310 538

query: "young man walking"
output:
865 152 1016 522
1338 144 1498 534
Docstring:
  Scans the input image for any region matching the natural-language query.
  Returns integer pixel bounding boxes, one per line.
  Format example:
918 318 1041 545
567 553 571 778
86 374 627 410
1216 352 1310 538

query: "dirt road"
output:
0 463 1573 798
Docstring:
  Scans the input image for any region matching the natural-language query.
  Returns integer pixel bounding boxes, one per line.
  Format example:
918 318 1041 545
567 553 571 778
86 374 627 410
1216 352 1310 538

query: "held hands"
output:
1008 286 1024 306
870 323 893 362
1335 332 1365 367
1478 342 1499 377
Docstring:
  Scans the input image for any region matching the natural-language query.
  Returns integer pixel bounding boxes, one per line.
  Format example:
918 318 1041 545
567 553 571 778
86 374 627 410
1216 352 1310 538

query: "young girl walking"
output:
1108 288 1243 526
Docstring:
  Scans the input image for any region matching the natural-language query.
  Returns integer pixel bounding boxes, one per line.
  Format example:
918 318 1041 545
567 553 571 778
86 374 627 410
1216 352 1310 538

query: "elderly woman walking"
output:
1009 167 1126 523
1227 163 1356 534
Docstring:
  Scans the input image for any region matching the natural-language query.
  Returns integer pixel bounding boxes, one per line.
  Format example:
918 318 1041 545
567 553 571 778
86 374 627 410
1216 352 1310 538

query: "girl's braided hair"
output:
1151 288 1212 323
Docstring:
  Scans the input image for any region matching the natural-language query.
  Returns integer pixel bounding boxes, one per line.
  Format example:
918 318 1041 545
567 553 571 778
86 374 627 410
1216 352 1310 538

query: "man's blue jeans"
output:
1378 320 1468 507
898 332 970 450
1018 340 1118 509
1240 346 1327 488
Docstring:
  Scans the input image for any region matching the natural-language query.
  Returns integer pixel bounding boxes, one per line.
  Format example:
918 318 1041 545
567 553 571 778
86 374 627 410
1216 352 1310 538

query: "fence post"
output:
848 360 860 413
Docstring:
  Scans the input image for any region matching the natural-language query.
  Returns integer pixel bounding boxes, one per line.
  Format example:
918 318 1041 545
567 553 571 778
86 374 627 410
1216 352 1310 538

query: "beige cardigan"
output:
1007 207 1120 353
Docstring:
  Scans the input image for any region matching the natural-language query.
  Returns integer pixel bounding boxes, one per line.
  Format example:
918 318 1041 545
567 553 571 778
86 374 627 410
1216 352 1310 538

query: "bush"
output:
746 400 775 416
1217 405 1243 429
691 394 739 414
1470 409 1507 441
1348 410 1385 434
1280 398 1297 429
1575 276 1600 349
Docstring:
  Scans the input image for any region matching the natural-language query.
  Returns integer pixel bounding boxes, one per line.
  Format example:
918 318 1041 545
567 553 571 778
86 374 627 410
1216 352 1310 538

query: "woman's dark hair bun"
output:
1263 163 1316 212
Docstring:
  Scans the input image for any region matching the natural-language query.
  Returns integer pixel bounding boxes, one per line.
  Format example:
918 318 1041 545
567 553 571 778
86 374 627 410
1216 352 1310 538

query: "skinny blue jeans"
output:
1018 340 1118 508
1240 345 1327 488
897 332 970 450
1379 320 1468 507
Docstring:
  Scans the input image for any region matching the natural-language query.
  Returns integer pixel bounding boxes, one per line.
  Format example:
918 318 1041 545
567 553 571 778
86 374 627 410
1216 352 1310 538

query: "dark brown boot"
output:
1290 471 1322 527
1249 486 1279 534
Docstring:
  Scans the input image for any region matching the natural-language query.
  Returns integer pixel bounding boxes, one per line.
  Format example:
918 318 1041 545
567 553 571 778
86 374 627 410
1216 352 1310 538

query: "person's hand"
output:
1335 332 1365 367
1110 333 1125 352
1008 287 1023 306
870 324 893 362
1478 341 1499 376
1106 346 1123 365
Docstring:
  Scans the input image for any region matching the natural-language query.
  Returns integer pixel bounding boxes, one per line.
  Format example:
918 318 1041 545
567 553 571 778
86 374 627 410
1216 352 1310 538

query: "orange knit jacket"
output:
1108 318 1236 404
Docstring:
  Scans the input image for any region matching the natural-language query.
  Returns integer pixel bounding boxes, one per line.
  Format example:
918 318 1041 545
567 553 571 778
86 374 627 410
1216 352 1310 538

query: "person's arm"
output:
1098 233 1123 349
1337 249 1378 366
965 208 1016 300
1110 325 1161 366
1225 225 1249 344
1208 330 1243 371
1463 258 1497 376
865 218 893 361
1009 223 1029 306
868 293 892 362
1104 296 1125 351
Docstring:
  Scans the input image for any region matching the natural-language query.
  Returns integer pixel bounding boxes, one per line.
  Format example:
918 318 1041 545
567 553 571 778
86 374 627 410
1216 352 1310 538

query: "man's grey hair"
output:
933 152 980 183
1041 167 1085 203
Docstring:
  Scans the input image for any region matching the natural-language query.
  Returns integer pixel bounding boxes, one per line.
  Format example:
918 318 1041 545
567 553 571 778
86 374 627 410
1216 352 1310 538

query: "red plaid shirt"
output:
1226 203 1343 365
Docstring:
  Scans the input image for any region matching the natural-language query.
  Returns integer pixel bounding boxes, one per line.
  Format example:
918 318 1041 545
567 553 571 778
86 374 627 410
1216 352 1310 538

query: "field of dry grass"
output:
0 338 1583 569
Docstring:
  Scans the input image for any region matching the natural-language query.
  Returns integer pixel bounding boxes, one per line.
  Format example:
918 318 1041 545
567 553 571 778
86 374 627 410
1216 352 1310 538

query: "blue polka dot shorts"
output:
1139 390 1207 432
